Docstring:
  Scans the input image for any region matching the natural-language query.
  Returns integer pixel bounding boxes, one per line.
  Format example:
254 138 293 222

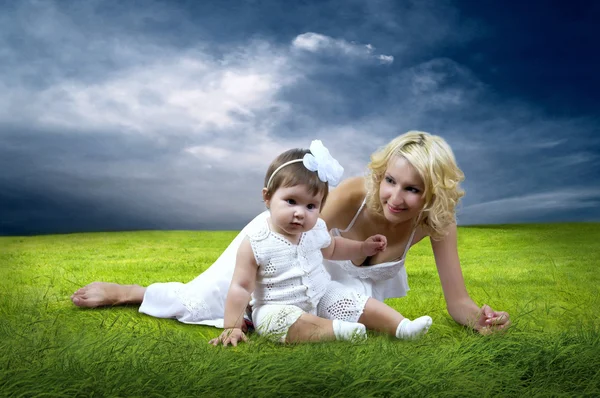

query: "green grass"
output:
1 224 599 397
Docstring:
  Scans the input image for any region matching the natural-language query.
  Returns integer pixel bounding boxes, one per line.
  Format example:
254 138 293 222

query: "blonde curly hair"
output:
365 131 465 239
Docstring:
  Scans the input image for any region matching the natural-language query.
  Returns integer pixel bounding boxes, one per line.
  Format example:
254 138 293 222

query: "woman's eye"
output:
407 187 420 193
385 176 394 184
286 199 296 205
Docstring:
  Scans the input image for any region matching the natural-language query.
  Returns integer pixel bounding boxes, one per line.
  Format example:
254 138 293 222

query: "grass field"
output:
1 223 599 397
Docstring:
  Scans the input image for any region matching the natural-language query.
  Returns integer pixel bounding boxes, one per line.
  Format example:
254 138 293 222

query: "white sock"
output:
332 319 367 341
395 316 432 340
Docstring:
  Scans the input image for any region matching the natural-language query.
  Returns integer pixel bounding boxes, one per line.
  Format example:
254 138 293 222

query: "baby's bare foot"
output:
71 282 130 308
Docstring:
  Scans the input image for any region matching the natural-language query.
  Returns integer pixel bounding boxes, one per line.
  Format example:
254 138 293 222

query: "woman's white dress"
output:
323 198 414 301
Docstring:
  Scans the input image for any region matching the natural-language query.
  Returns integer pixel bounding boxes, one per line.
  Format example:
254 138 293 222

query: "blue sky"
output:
1 0 599 235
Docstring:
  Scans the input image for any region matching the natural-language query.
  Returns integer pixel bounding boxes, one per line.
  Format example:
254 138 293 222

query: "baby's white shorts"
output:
252 304 307 343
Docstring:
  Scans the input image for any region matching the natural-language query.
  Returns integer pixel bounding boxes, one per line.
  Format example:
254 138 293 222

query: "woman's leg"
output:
71 282 146 307
71 213 270 311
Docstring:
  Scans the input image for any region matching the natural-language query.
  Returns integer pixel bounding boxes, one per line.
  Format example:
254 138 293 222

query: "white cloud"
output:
3 49 295 138
185 139 299 173
406 58 484 110
292 32 332 52
292 32 394 64
532 139 567 149
377 54 394 64
459 188 600 224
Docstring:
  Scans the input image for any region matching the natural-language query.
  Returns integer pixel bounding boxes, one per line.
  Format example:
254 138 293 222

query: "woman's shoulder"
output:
413 222 458 247
332 176 367 203
321 176 367 229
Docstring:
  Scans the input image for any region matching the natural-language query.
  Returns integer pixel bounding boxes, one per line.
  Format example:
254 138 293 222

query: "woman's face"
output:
379 156 426 224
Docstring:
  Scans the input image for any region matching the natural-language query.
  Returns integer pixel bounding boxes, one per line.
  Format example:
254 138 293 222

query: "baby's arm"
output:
209 237 257 347
321 234 387 264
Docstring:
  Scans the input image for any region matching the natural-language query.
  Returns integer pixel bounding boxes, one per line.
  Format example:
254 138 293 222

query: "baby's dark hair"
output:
264 148 329 206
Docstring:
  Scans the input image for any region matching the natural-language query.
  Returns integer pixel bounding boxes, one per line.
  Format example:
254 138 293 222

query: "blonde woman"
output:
72 131 510 335
321 131 510 334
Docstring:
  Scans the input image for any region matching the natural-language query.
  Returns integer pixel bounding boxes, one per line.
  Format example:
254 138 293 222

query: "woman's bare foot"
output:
71 282 145 308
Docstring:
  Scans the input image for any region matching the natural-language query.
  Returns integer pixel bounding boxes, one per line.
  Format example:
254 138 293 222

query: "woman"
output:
71 131 510 335
320 131 509 334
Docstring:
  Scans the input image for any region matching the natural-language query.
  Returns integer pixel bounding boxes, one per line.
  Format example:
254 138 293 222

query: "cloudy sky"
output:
1 0 599 235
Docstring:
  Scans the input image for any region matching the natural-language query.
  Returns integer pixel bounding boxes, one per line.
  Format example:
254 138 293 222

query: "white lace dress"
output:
248 216 333 311
323 198 414 302
139 211 270 327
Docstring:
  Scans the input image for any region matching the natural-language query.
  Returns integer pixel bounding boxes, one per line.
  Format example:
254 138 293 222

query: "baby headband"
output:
266 140 344 190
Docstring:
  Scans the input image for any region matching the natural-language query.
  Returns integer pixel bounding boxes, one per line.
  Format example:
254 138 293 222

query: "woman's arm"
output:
431 224 510 334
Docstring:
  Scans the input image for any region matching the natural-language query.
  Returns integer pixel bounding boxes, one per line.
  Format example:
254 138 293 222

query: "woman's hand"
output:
361 234 387 257
475 304 511 335
209 328 248 347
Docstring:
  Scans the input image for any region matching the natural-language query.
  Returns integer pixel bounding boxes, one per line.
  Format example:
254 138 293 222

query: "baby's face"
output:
266 184 323 239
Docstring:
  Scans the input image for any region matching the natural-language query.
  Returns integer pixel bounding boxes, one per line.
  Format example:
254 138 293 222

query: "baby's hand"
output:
209 328 248 347
361 234 387 256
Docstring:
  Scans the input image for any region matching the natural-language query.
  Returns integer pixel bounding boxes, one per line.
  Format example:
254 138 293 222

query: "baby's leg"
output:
318 282 431 340
359 298 432 340
286 313 335 342
286 314 366 343
252 304 366 343
71 282 146 308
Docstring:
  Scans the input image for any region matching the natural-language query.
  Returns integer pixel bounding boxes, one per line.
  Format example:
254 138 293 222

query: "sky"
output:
1 0 599 235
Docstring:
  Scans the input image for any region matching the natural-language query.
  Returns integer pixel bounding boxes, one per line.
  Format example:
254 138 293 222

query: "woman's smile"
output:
387 204 406 214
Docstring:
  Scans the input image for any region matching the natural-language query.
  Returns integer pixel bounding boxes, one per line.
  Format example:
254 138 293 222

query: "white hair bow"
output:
303 140 344 187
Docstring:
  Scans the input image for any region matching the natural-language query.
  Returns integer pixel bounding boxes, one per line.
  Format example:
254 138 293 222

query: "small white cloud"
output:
405 58 483 110
533 139 567 148
378 54 394 64
292 32 330 52
291 32 393 64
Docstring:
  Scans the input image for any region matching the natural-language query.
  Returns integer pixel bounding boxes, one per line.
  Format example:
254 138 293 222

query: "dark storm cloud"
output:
1 0 599 235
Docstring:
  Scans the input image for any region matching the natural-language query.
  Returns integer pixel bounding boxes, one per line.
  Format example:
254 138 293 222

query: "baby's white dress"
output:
247 216 333 312
246 216 368 338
